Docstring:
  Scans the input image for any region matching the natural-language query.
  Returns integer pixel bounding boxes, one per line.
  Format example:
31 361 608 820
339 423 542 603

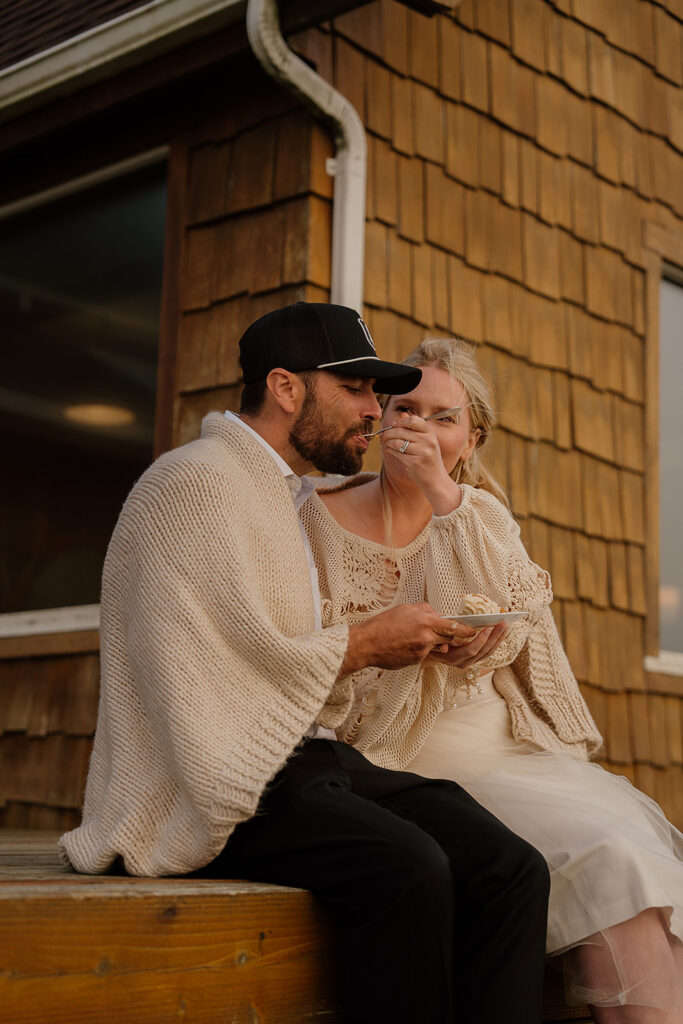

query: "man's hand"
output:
423 622 508 670
339 603 477 676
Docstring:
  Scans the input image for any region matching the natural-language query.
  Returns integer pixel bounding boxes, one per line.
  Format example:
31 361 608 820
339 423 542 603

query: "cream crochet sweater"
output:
59 413 350 877
301 477 602 769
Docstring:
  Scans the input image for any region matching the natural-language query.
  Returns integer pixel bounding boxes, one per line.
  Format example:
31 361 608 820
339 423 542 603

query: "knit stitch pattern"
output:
59 413 350 877
301 479 602 770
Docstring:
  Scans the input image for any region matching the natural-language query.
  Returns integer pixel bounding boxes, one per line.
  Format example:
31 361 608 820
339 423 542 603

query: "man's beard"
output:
289 385 371 475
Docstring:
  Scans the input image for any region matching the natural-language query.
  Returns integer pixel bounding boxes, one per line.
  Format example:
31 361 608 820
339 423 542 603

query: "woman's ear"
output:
462 428 482 462
265 368 306 415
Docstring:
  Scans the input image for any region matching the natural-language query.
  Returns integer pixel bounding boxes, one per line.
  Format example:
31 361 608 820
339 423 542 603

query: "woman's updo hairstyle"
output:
399 337 509 508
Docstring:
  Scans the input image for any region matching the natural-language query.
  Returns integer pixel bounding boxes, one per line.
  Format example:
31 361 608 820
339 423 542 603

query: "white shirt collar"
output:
223 410 315 510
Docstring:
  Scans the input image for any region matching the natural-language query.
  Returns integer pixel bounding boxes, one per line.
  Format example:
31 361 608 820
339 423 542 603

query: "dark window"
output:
0 162 166 613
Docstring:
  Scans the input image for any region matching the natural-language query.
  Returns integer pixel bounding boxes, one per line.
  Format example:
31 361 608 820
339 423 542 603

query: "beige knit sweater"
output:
59 413 350 877
302 477 602 769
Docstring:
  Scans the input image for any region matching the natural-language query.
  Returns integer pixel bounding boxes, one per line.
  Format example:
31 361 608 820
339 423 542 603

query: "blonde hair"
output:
396 337 509 508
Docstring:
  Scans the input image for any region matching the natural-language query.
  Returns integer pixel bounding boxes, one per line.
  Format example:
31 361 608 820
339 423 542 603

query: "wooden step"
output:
0 830 592 1023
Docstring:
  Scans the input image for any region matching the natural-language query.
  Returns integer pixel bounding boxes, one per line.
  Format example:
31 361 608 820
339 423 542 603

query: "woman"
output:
299 338 683 1023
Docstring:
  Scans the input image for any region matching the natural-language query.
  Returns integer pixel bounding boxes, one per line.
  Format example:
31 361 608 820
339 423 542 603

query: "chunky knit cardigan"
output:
59 413 350 877
300 477 602 769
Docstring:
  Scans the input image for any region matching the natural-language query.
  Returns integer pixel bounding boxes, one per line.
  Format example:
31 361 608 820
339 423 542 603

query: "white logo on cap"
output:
358 317 376 352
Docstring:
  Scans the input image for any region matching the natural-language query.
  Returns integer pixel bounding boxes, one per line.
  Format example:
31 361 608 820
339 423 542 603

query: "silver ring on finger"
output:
399 439 410 453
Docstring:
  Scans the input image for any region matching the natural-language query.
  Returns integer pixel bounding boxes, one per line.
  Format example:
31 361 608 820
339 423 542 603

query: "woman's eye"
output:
394 404 413 413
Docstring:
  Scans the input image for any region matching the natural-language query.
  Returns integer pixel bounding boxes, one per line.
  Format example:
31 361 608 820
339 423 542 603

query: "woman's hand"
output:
423 623 508 670
381 414 462 514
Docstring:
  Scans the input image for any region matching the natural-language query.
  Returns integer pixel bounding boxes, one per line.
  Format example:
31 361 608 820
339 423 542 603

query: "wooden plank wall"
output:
289 0 683 827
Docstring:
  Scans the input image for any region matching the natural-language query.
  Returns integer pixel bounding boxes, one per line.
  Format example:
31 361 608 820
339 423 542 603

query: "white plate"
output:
445 611 529 626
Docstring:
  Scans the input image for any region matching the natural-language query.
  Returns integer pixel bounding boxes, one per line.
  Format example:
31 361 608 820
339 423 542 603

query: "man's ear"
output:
265 368 306 414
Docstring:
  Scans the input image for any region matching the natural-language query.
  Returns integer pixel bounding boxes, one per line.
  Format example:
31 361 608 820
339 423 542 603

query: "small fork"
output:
361 404 471 439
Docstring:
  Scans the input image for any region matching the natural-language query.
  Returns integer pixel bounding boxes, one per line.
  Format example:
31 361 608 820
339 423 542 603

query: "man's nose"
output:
362 390 382 420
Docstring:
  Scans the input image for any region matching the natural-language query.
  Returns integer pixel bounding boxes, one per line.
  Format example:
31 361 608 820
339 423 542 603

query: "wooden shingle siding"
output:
290 0 683 826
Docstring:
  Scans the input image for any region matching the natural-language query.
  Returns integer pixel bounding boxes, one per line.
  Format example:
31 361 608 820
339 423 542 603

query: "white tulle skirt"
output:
405 674 683 1012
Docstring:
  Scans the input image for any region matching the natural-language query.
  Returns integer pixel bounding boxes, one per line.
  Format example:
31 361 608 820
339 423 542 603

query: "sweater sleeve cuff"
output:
430 483 475 523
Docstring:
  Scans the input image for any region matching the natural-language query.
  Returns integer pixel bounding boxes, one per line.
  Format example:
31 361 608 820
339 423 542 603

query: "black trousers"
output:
206 739 549 1024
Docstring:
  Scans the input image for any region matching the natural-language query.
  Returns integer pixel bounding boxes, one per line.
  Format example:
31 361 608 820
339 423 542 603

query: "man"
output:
60 302 549 1023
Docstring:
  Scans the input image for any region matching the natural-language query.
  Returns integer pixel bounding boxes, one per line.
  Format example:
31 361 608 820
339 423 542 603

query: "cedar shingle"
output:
570 162 600 244
495 349 538 439
649 696 672 768
643 68 671 138
507 434 531 516
226 124 276 214
372 137 398 226
532 443 582 528
525 291 566 369
619 119 639 189
593 106 621 185
501 131 520 207
490 43 536 136
605 693 633 763
632 268 645 337
425 163 465 255
335 3 383 57
555 158 573 230
561 16 589 94
392 75 414 156
481 275 513 351
625 543 647 615
310 124 335 200
476 0 511 46
508 281 531 359
598 180 625 255
546 6 563 78
490 202 523 281
364 220 388 308
552 371 572 450
653 5 683 85
665 697 683 765
572 0 609 35
366 61 393 140
432 248 450 329
387 233 412 317
532 364 557 440
629 692 652 762
519 139 539 213
398 156 424 242
177 309 221 392
461 30 490 113
526 517 551 573
414 82 444 164
536 150 558 225
510 0 547 71
448 256 484 340
592 321 623 393
571 379 614 462
411 243 434 326
465 189 491 269
409 8 439 88
381 0 409 74
565 305 593 381
582 603 604 685
438 17 461 101
456 0 475 29
558 229 584 304
612 395 645 473
274 117 313 202
478 116 502 195
280 200 310 287
612 49 646 126
536 76 567 156
607 542 630 611
619 470 645 544
183 225 215 310
176 384 242 446
523 215 561 298
564 601 588 681
187 143 231 223
565 92 593 167
549 524 576 599
445 103 479 186
587 32 616 106
335 36 366 125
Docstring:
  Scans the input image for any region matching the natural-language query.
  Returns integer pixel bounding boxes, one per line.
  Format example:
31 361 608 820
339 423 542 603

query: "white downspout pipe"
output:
246 0 366 313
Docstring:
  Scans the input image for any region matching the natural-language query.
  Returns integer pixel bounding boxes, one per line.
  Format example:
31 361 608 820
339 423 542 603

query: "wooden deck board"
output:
0 830 592 1023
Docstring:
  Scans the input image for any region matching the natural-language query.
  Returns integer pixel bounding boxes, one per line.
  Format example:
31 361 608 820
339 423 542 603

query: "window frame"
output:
0 145 176 657
643 221 683 693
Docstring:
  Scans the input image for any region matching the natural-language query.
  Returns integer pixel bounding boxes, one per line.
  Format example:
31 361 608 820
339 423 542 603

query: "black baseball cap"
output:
238 302 422 394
